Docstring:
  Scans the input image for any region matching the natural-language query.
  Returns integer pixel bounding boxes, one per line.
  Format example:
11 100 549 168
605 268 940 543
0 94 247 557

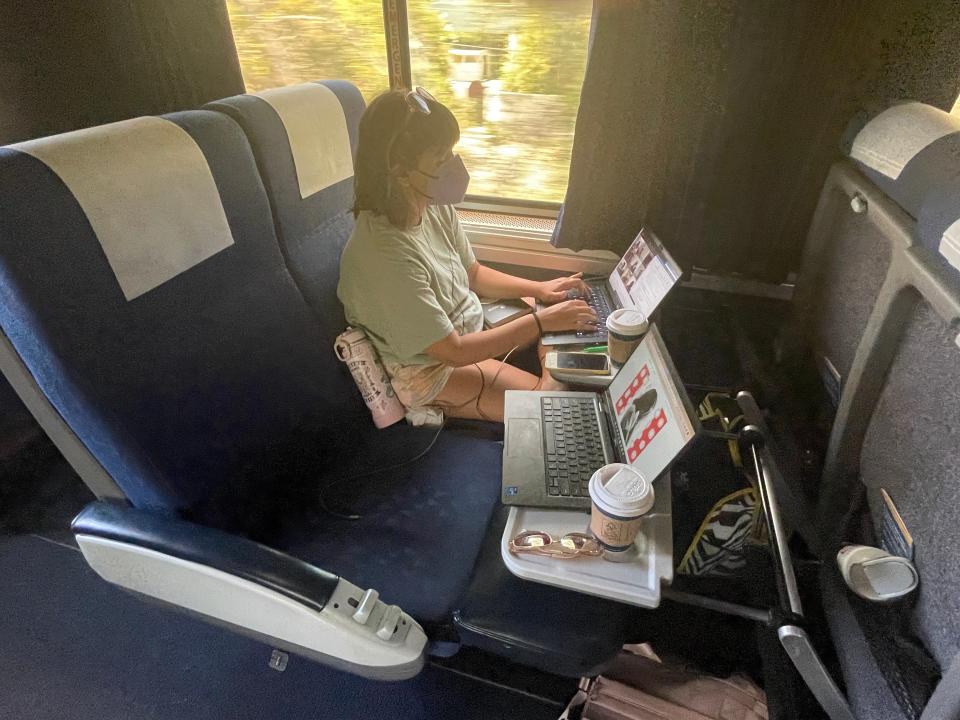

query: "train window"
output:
226 0 389 99
226 1 592 206
408 1 592 203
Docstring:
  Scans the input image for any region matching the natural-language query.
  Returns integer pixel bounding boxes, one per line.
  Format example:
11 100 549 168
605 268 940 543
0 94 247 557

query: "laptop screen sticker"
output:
607 328 696 482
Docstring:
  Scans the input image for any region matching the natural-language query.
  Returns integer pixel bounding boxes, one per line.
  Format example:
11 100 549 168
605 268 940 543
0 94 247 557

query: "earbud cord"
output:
425 209 544 421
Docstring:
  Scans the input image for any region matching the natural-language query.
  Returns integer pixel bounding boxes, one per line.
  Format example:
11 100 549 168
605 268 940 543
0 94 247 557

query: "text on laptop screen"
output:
607 327 697 482
608 228 682 317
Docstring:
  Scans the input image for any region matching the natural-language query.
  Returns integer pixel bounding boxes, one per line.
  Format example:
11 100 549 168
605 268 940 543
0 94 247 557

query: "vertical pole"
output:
382 0 412 90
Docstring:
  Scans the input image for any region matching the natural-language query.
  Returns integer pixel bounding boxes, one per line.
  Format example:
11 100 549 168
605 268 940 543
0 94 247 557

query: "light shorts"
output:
385 360 455 412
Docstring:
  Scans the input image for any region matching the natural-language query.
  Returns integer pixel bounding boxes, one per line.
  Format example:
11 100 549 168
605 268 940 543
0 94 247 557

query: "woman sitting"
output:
338 88 597 422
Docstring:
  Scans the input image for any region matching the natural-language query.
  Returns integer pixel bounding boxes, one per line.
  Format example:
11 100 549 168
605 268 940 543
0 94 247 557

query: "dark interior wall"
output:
0 0 244 145
555 0 960 283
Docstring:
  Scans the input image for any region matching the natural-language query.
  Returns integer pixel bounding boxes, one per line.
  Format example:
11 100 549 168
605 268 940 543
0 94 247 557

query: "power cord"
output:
476 344 521 421
322 341 523 518
323 217 526 516
317 420 447 521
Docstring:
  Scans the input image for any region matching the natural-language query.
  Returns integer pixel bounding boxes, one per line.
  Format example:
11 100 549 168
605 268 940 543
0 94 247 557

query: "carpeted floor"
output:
0 534 561 720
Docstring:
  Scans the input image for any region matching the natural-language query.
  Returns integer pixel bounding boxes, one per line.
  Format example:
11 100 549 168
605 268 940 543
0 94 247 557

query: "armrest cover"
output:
72 501 339 613
72 501 427 680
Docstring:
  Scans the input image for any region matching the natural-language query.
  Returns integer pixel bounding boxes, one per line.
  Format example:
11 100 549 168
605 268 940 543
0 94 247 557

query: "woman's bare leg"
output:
433 359 543 422
434 296 574 422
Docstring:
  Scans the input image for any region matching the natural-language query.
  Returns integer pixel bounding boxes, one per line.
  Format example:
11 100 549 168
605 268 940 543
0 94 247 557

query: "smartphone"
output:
544 351 611 376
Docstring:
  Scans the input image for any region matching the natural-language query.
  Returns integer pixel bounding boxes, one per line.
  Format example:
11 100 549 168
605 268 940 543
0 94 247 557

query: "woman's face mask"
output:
413 154 470 205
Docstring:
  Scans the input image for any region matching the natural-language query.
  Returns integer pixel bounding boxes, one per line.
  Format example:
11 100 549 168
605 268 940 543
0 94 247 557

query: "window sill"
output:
457 207 618 275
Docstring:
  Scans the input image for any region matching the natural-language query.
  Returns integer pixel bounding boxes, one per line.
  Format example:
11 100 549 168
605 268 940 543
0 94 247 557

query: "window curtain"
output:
0 0 244 145
553 0 960 283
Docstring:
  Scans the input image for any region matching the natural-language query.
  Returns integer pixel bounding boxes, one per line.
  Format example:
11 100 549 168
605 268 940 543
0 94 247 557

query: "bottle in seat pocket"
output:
335 327 405 429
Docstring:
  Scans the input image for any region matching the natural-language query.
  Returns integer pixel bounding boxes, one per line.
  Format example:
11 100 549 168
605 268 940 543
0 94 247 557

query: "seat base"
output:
454 505 633 678
274 422 504 625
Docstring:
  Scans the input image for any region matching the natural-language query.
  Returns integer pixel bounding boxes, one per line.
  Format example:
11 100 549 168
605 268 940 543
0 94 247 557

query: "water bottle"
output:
334 327 405 429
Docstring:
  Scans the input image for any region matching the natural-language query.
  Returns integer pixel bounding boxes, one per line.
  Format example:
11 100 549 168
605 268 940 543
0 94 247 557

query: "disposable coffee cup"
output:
606 308 649 366
588 463 654 560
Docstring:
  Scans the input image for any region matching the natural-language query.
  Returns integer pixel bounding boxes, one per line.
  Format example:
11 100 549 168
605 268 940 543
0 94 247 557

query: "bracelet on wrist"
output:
531 311 544 337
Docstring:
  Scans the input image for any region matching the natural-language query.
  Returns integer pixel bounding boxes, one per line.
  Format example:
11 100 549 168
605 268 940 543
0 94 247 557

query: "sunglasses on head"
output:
403 86 437 115
386 87 439 174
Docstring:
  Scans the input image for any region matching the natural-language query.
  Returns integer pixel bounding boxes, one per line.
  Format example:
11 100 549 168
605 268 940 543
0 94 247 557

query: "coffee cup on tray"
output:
588 463 654 562
605 308 649 366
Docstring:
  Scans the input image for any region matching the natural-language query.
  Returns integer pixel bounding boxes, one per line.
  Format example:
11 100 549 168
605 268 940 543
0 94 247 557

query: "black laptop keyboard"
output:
577 286 610 339
541 397 606 497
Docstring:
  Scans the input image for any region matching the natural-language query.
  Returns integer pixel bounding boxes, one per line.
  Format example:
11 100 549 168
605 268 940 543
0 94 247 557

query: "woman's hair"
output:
353 89 460 228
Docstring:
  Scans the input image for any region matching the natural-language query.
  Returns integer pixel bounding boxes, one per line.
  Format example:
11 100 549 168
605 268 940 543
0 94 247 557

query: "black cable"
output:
473 361 490 421
318 211 483 518
317 421 447 520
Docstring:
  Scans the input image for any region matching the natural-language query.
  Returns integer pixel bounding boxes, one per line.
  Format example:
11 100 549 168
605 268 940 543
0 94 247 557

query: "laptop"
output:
541 227 682 346
502 324 699 509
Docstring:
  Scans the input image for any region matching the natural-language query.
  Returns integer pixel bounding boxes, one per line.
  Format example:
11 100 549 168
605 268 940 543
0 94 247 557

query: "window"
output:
226 0 389 100
408 1 592 203
227 0 593 206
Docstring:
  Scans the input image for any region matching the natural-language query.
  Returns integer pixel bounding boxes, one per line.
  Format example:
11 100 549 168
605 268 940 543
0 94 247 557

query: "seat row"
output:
771 102 960 720
0 81 631 678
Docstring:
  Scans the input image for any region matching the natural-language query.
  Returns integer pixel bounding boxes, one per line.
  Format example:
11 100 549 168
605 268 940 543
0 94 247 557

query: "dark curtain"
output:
554 1 960 283
0 0 244 145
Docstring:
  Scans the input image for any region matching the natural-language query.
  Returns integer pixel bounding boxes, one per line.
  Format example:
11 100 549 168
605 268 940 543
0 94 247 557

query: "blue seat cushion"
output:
274 424 504 624
0 110 358 520
206 82 366 369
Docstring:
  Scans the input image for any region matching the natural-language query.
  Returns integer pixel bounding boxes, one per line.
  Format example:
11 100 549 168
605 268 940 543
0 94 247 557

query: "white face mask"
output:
413 154 470 205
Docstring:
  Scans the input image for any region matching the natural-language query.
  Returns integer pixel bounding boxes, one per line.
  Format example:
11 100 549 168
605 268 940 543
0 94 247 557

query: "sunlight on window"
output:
409 0 593 203
226 0 389 100
226 0 593 204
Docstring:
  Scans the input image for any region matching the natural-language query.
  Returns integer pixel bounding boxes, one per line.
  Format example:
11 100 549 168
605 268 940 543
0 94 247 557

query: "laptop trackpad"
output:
506 419 541 457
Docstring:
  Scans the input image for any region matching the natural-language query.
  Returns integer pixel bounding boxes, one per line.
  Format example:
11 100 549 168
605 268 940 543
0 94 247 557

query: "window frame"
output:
458 197 560 219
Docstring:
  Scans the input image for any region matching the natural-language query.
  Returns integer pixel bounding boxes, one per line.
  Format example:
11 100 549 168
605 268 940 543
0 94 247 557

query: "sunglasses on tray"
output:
508 530 603 559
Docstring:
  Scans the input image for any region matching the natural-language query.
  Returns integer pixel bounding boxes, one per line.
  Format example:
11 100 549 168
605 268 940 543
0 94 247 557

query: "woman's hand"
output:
536 272 591 304
536 300 598 333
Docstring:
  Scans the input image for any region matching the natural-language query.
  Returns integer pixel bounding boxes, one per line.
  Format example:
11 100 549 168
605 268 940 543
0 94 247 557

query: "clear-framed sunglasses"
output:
508 530 603 560
385 86 439 173
402 86 437 114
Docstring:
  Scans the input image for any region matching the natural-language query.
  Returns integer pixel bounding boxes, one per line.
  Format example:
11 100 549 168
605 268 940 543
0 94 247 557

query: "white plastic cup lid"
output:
589 463 654 517
606 308 648 336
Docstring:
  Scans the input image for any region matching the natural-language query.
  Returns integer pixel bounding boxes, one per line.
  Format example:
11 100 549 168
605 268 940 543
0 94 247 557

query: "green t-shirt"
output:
338 205 484 368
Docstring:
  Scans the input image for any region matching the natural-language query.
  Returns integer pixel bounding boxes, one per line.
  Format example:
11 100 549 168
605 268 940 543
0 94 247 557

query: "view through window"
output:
226 0 593 204
226 1 390 100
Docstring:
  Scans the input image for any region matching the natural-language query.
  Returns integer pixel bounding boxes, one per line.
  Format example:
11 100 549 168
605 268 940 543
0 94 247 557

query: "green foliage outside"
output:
226 0 591 202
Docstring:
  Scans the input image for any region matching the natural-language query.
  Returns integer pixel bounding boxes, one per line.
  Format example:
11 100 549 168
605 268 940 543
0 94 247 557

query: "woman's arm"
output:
425 299 597 367
468 262 590 304
467 262 539 299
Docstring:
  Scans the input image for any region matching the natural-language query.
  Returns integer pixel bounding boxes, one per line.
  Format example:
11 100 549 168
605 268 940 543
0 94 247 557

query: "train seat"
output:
0 94 631 680
204 80 633 670
0 110 502 677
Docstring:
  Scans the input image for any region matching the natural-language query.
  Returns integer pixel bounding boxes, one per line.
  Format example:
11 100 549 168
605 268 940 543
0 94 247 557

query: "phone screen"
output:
557 353 609 371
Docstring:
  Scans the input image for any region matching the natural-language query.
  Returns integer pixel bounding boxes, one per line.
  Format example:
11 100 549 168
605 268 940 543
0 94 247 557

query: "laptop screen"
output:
605 325 697 481
607 228 682 315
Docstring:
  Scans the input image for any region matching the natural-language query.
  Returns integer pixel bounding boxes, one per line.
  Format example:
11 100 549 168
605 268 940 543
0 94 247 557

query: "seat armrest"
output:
72 501 339 613
72 501 427 680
